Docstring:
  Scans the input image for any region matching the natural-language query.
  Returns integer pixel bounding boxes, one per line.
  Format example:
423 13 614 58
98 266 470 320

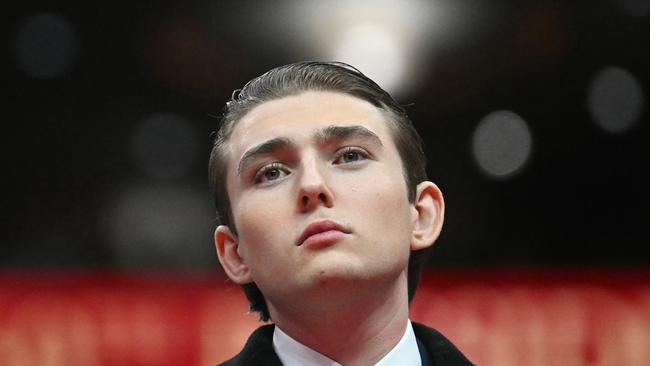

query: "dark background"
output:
4 0 649 272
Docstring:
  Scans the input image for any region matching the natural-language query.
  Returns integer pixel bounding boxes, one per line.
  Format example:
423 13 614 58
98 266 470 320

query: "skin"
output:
216 91 444 365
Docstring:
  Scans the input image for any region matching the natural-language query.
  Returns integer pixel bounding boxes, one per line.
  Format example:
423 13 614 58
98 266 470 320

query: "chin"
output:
305 262 385 290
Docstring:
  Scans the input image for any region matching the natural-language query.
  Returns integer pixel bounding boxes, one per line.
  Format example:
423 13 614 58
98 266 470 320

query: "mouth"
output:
297 219 351 248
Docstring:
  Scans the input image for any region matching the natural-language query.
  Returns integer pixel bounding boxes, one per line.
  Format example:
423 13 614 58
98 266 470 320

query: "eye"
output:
333 147 370 165
253 162 290 184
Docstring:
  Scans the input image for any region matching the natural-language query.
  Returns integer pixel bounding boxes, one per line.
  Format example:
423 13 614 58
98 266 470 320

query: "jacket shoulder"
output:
412 322 475 366
218 324 283 366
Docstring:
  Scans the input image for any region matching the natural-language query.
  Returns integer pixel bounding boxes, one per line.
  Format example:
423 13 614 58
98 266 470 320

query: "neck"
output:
268 272 410 366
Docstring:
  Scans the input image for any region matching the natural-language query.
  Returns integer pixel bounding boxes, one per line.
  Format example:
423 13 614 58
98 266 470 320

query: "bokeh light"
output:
472 110 533 179
616 0 650 17
587 66 645 134
332 24 406 94
104 184 215 269
13 13 79 79
287 0 448 96
130 113 199 180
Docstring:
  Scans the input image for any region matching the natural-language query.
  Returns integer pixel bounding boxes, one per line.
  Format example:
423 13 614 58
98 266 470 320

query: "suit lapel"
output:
412 322 475 366
219 324 283 366
223 322 473 366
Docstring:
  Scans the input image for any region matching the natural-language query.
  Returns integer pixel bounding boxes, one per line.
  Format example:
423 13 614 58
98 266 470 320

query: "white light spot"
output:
131 113 199 180
13 13 79 79
105 184 215 268
587 66 645 134
472 110 533 179
332 24 406 93
282 0 450 96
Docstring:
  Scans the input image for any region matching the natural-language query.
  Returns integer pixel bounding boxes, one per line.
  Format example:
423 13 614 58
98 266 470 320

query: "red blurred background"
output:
2 269 649 365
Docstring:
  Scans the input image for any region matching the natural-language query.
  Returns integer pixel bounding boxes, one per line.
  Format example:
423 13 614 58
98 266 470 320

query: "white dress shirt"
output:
273 320 422 366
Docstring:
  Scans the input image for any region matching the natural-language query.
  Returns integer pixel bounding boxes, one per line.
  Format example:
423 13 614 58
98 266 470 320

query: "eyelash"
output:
333 146 371 164
253 162 288 184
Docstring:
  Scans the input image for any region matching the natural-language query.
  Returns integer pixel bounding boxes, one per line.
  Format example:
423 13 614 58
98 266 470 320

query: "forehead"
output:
227 91 394 159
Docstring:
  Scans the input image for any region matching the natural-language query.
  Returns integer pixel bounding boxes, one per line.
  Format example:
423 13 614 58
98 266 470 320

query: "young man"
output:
209 62 473 366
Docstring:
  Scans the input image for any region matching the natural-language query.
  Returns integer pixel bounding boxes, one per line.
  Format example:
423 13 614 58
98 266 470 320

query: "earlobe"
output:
215 225 253 284
410 181 445 251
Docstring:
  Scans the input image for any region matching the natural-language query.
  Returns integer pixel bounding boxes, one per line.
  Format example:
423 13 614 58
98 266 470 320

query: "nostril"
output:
318 193 326 202
302 196 309 206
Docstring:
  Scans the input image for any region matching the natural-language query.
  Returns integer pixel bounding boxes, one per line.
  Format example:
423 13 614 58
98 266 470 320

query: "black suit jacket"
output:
219 322 474 366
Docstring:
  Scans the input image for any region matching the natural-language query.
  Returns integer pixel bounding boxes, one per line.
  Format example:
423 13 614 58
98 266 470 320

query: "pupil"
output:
266 169 279 180
345 152 358 162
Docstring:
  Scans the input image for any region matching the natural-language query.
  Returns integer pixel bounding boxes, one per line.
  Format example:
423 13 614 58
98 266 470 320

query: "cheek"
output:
372 188 412 236
342 168 412 233
232 190 293 259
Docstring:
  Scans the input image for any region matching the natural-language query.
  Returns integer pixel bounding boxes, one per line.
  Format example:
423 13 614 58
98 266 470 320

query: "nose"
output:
296 158 334 212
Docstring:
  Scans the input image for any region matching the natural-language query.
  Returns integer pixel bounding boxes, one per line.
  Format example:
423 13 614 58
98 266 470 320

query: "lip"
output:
297 220 351 248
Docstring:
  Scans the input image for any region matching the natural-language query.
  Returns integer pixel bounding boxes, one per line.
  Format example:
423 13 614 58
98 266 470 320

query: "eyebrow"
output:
314 125 383 149
238 137 295 176
237 125 384 176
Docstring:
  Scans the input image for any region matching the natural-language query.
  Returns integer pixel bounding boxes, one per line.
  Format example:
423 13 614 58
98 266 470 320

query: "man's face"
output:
221 91 418 306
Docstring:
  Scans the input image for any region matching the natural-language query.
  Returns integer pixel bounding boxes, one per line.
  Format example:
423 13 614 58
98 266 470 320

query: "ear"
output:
215 225 253 284
410 181 445 251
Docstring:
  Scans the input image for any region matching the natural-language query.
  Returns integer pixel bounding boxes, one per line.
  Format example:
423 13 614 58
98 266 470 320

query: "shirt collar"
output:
272 320 421 366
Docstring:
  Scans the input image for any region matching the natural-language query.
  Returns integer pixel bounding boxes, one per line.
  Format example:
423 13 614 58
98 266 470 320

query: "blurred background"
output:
2 0 649 365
